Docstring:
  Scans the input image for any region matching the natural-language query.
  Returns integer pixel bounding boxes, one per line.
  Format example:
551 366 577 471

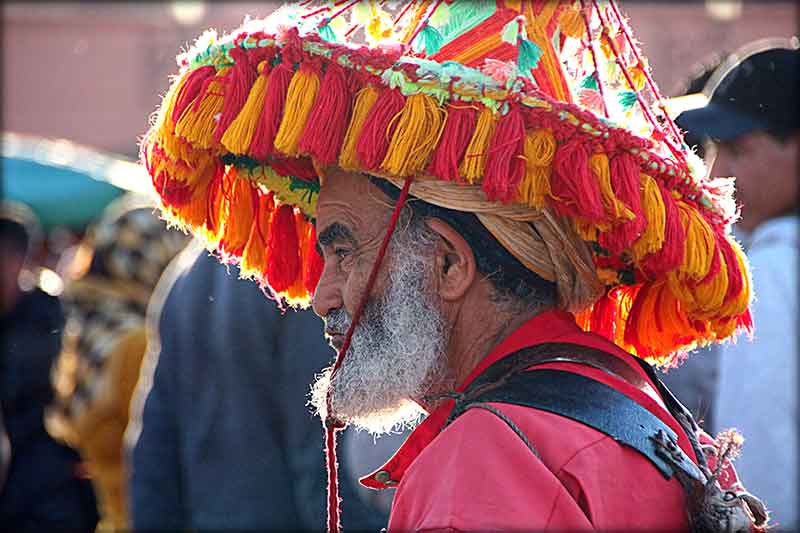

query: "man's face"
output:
310 169 451 434
709 131 798 232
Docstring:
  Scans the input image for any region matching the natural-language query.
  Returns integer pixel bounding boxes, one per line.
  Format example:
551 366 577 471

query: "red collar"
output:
360 309 662 489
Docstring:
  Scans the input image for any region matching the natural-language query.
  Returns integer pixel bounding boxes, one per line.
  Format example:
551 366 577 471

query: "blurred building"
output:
2 1 797 160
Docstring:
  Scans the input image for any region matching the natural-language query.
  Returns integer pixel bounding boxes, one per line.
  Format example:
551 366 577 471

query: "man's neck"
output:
446 295 542 387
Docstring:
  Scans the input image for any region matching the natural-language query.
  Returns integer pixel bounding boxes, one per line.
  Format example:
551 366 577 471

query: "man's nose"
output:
312 266 342 318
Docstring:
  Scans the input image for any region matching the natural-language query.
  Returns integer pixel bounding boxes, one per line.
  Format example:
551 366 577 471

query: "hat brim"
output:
676 103 767 142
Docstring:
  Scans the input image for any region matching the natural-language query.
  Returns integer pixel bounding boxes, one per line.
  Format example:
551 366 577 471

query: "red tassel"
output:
355 88 405 170
623 284 649 356
270 155 319 181
304 224 324 295
599 152 646 254
550 138 605 221
588 290 617 341
213 48 257 144
427 104 478 182
643 186 685 273
482 107 526 203
266 203 301 293
171 65 217 127
249 62 294 161
297 63 352 165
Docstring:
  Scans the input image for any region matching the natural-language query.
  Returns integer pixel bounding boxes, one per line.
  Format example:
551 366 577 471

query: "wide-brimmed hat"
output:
142 0 752 365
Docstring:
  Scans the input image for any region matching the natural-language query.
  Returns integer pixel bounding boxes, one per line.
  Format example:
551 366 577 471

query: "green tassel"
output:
580 74 599 90
618 90 637 111
517 38 543 76
414 23 444 56
501 18 520 45
318 22 337 44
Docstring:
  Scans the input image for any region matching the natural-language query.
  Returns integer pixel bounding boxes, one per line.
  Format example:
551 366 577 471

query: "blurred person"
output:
46 192 189 531
0 411 9 491
0 201 99 532
125 242 392 530
678 37 800 530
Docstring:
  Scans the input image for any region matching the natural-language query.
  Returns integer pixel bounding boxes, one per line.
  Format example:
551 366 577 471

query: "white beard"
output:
310 234 451 435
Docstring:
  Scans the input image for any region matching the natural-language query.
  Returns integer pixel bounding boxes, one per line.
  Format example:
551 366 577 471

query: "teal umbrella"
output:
2 132 154 231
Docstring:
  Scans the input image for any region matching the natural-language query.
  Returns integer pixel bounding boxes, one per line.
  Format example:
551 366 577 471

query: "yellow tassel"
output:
574 218 598 241
717 238 751 318
339 85 380 170
459 106 497 184
559 5 585 39
630 174 665 261
381 94 445 176
590 153 635 222
676 200 715 281
666 271 698 312
174 67 230 150
153 69 190 136
273 66 320 157
219 172 257 255
241 195 274 280
516 129 556 208
220 60 271 155
691 250 729 318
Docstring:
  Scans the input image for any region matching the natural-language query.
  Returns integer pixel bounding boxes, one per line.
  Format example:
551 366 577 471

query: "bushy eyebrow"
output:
317 222 356 254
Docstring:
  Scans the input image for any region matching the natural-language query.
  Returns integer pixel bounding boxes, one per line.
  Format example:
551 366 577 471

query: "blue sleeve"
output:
126 263 188 530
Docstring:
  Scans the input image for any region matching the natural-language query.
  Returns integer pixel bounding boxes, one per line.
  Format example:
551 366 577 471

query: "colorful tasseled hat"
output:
141 0 752 367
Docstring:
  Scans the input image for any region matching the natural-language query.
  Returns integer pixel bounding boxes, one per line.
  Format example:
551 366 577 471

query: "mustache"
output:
324 308 352 334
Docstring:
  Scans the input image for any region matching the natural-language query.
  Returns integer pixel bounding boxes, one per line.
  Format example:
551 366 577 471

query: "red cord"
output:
323 176 414 533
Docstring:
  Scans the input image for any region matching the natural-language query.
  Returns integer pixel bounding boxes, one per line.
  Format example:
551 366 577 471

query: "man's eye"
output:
334 247 351 259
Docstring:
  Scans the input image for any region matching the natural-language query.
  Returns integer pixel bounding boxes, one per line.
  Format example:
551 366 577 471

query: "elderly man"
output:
140 1 768 530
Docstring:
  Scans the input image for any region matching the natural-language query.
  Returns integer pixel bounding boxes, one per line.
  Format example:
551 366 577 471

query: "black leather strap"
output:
447 342 704 483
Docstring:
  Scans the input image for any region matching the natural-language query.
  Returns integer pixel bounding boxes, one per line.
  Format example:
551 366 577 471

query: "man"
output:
139 2 767 530
677 38 799 530
0 202 98 532
126 242 391 530
47 193 189 530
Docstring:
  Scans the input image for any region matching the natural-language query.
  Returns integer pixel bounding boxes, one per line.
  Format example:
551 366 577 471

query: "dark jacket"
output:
0 287 98 531
127 245 389 531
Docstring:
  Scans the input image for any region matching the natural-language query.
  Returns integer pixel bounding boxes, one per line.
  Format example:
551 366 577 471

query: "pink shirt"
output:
361 310 743 531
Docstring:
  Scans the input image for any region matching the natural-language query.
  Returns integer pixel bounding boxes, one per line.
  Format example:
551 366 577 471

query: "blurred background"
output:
2 0 796 269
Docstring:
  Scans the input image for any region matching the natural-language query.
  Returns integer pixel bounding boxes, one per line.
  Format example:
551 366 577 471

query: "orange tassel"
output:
219 171 258 257
241 192 275 281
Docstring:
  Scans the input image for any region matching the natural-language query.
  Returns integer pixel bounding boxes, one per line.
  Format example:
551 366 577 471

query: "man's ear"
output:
425 218 477 301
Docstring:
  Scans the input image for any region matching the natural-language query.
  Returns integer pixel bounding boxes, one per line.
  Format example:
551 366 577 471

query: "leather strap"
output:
446 342 705 482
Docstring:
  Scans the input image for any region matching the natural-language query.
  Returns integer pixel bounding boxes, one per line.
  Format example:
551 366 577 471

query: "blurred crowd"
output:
1 20 797 533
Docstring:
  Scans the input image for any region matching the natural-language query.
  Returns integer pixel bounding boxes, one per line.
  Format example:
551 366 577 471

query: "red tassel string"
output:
249 62 294 161
265 203 301 293
550 137 605 221
623 283 650 357
599 152 646 254
355 88 406 170
427 103 478 182
643 186 685 274
170 65 217 127
482 106 526 203
304 224 324 295
323 176 414 533
213 48 258 143
298 63 352 165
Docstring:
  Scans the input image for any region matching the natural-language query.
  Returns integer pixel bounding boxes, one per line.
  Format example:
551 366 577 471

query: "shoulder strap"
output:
447 342 705 483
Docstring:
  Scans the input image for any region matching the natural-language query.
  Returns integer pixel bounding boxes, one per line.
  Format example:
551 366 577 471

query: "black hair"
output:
369 176 557 308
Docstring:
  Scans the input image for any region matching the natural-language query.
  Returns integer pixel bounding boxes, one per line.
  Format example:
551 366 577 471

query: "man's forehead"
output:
316 169 394 235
